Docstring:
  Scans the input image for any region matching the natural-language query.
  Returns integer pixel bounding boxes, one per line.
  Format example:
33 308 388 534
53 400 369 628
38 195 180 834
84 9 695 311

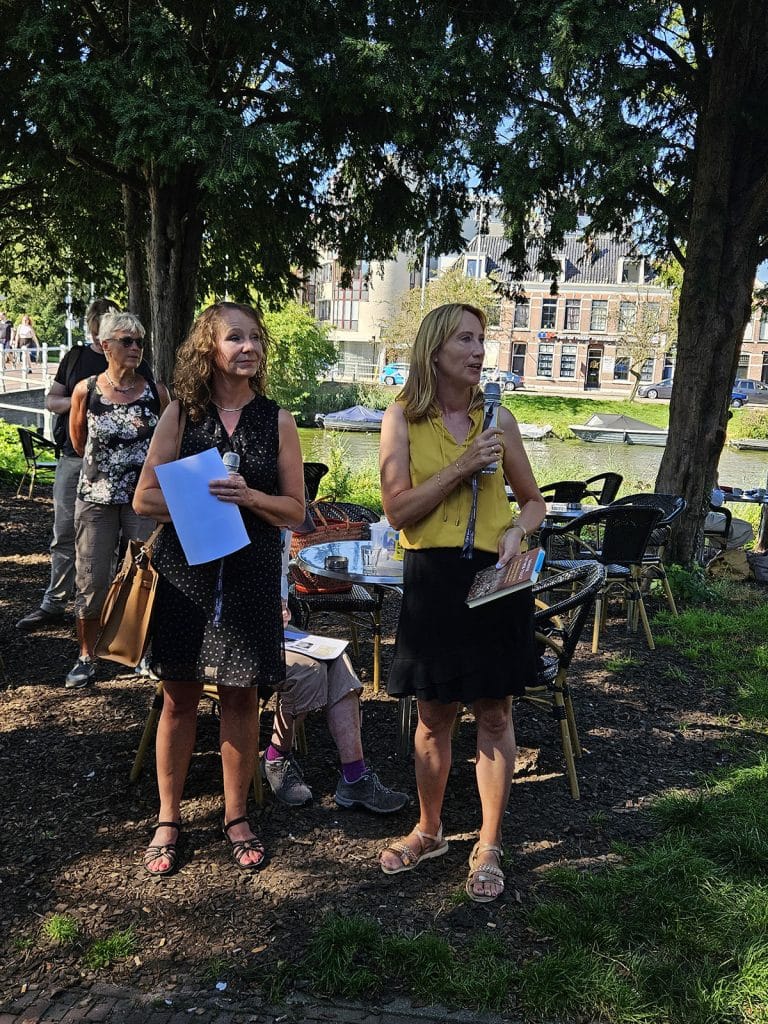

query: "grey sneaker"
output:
263 753 313 807
65 656 96 689
334 769 409 814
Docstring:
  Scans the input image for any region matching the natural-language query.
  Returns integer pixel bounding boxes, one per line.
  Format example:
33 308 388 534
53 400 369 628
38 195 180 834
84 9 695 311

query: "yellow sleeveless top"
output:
401 407 514 553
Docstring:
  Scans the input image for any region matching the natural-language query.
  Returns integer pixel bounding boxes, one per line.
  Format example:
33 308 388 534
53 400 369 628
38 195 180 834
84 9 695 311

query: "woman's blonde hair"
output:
173 302 270 422
398 303 487 421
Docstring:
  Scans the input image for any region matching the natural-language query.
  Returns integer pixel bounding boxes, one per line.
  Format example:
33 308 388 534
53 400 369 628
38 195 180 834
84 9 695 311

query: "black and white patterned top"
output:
78 378 161 504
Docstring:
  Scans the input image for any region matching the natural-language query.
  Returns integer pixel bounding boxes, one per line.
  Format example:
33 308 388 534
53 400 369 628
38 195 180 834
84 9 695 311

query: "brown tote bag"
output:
94 525 164 666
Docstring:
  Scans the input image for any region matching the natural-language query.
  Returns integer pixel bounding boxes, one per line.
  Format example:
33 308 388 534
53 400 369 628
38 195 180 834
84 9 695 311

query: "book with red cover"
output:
465 547 545 608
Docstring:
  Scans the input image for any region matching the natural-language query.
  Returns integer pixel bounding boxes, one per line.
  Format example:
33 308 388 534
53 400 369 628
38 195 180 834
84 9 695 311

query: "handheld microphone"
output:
481 380 502 475
222 451 240 475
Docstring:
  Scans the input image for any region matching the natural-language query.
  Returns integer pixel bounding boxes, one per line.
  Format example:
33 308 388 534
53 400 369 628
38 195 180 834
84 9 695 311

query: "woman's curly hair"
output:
173 302 270 422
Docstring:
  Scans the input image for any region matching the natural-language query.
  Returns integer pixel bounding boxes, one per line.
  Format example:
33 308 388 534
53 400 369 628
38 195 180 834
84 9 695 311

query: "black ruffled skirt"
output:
387 547 537 704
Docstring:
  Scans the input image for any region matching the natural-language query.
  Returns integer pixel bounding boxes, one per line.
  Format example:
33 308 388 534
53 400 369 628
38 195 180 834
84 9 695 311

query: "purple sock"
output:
266 744 288 762
342 758 366 784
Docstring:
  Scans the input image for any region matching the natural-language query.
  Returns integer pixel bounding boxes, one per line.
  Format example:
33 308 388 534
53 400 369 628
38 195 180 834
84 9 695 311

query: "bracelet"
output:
454 457 464 480
511 523 527 540
436 471 448 497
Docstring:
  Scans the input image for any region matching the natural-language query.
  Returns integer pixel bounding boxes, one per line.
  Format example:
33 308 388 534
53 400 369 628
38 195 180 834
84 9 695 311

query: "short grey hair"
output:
99 311 146 342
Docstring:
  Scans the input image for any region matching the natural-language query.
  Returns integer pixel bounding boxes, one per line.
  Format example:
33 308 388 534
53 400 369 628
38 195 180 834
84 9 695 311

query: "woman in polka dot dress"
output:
134 302 305 876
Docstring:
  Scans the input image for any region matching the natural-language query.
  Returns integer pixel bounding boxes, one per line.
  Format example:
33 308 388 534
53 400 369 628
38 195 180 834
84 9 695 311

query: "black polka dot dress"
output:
149 396 284 688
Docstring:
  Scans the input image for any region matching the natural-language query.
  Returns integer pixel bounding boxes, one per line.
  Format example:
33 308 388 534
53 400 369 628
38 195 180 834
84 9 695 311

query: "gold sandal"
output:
466 841 505 903
380 823 448 875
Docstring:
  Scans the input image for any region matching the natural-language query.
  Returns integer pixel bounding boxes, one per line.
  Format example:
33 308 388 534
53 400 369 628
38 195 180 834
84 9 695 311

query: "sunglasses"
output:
106 336 144 349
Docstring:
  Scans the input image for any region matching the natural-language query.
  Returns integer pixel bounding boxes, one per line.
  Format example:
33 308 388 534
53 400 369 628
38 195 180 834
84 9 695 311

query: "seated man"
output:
263 533 408 814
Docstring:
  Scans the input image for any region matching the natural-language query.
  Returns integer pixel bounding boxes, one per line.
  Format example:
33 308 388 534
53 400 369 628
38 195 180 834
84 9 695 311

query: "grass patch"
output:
604 652 641 673
41 914 80 947
305 914 516 1011
83 928 137 970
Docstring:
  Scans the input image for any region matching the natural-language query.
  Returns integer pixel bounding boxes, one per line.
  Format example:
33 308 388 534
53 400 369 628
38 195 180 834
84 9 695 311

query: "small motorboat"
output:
569 412 668 446
315 405 385 432
729 438 768 452
518 423 553 440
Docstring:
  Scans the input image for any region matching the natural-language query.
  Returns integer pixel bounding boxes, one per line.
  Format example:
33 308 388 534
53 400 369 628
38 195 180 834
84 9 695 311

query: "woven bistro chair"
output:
540 504 664 652
16 427 59 497
521 560 606 799
609 493 687 615
583 472 623 505
539 480 589 504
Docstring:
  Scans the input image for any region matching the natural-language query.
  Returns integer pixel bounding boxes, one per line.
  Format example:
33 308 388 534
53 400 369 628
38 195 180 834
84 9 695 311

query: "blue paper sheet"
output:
155 447 250 565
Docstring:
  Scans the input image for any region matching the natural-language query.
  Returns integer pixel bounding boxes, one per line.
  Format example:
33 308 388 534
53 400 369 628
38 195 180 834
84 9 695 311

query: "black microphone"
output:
223 451 240 475
481 380 502 475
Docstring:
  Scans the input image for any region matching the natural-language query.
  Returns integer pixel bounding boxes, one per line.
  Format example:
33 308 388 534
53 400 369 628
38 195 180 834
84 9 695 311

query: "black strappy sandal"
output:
222 815 268 872
144 821 182 877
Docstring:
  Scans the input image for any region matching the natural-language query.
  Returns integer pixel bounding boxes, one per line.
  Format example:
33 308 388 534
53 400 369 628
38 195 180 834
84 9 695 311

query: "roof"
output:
464 232 657 287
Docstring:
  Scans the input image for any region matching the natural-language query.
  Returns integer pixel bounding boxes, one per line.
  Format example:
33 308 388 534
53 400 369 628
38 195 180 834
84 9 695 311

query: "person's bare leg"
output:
380 699 457 870
471 696 516 899
146 680 202 872
271 699 298 752
325 691 364 763
219 685 263 867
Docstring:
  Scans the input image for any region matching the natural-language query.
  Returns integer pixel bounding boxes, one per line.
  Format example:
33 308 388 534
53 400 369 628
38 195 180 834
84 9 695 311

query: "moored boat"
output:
315 405 385 432
729 437 768 451
518 423 553 440
569 413 668 446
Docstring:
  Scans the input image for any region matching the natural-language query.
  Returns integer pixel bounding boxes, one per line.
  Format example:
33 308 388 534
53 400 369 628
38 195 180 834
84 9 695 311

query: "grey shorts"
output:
74 499 155 619
275 651 363 717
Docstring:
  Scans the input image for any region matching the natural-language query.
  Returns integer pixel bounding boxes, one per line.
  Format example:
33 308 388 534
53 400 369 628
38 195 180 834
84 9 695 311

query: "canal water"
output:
298 428 768 491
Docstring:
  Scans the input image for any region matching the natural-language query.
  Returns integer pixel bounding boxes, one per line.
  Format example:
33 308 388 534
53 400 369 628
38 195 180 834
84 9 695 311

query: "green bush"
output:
0 420 26 479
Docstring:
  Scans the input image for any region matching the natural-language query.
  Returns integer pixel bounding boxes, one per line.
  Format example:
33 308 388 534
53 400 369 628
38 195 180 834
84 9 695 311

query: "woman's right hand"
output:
459 427 505 477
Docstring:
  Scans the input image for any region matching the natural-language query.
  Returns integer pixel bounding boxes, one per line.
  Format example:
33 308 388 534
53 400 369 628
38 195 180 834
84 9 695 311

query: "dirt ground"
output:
0 480 738 1001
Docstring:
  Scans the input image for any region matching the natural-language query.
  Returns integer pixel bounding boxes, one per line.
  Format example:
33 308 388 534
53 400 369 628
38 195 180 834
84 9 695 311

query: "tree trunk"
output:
656 3 768 564
122 184 151 351
146 166 205 385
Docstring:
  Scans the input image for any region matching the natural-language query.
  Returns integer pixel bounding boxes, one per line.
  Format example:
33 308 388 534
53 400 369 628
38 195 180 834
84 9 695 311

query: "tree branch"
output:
65 149 144 191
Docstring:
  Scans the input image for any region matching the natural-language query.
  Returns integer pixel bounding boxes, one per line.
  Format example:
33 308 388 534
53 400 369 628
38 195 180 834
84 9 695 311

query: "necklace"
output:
105 370 137 393
212 399 252 413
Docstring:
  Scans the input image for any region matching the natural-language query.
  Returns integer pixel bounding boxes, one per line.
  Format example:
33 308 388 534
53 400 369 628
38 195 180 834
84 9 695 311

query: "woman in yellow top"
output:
379 303 546 902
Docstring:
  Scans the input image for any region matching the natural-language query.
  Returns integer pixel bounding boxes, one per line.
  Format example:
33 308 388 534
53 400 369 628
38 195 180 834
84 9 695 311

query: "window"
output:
540 298 557 330
465 255 485 278
513 299 530 328
618 301 636 331
321 262 333 283
511 343 526 375
744 318 754 340
559 344 577 378
640 358 654 382
486 298 501 327
738 352 750 376
590 300 608 331
564 299 581 332
760 308 768 342
613 357 630 381
621 259 642 283
762 353 768 384
537 342 554 376
643 302 661 329
317 300 331 321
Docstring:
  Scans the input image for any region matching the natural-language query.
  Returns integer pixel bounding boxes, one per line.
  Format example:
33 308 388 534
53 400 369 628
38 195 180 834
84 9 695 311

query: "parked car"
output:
734 378 768 405
638 380 749 407
379 362 409 386
479 369 524 392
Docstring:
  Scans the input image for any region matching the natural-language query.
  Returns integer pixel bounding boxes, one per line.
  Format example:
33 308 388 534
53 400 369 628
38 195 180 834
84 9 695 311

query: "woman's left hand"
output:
210 473 252 505
496 526 524 568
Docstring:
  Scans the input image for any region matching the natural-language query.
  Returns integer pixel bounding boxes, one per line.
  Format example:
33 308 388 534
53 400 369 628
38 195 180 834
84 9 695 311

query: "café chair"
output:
16 427 59 497
539 480 589 504
583 472 623 505
609 493 687 615
303 461 329 502
521 560 606 799
701 501 733 562
540 504 664 652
